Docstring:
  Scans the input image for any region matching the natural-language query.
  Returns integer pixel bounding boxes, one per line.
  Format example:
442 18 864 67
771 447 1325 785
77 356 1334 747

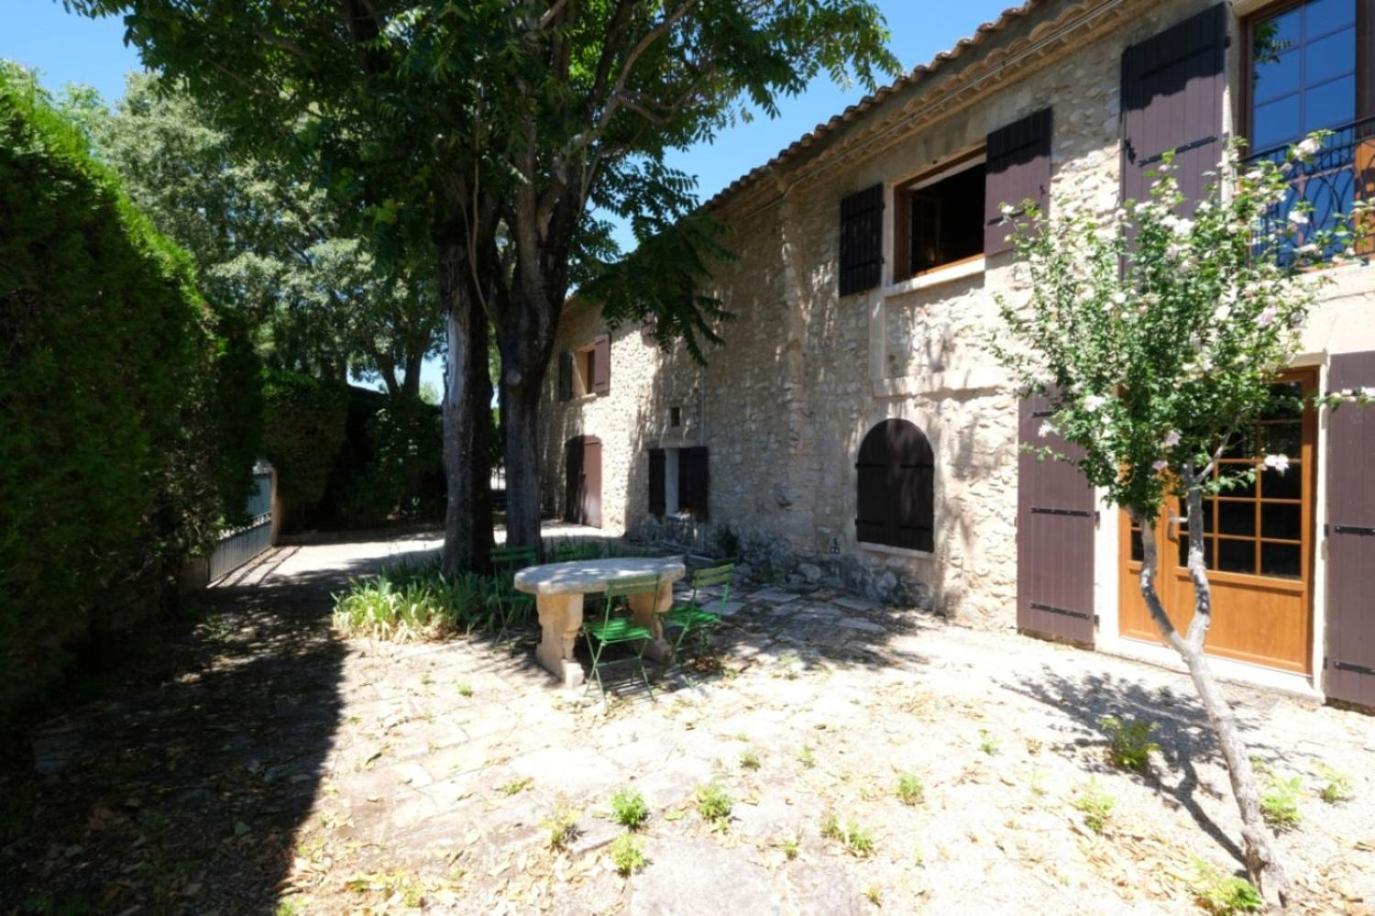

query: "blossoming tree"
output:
990 134 1372 905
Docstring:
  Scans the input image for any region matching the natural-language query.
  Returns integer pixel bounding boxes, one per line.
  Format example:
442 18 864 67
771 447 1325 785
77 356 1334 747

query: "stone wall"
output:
540 0 1375 628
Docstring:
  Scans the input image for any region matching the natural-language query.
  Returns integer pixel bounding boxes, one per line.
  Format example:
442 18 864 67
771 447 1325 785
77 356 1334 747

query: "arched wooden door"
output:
563 436 602 528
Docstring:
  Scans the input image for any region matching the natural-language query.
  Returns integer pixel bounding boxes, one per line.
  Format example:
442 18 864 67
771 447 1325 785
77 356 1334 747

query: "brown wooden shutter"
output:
582 437 602 528
985 107 1053 255
680 446 709 521
1121 5 1226 213
1324 351 1375 709
648 448 665 517
838 183 884 296
1016 393 1096 646
592 333 611 395
557 350 573 402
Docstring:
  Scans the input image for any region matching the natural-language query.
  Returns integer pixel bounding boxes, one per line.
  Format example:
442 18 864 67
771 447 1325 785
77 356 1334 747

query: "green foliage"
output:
797 745 816 769
0 69 258 709
341 394 444 527
738 748 761 771
1190 859 1263 914
895 772 925 806
543 806 581 851
260 369 349 509
609 833 647 876
820 810 842 841
978 729 999 756
331 562 503 639
1099 715 1160 773
776 832 800 860
1314 764 1354 804
1072 778 1115 834
694 783 732 827
610 787 649 830
1259 772 1302 831
820 812 874 857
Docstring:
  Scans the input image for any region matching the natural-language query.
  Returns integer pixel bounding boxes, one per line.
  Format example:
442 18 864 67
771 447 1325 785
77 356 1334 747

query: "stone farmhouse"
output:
539 0 1375 708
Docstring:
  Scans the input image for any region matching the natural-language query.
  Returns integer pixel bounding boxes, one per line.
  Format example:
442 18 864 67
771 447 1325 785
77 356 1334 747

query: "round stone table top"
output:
513 557 685 596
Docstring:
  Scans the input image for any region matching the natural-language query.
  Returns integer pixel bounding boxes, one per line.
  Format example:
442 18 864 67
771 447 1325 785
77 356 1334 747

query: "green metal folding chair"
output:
583 574 660 699
491 545 537 637
663 564 733 663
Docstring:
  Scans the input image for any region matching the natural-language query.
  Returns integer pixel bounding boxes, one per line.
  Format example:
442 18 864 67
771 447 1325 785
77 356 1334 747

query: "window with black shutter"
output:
838 183 884 296
679 446 710 521
984 107 1053 255
648 448 666 517
893 155 986 280
855 419 934 551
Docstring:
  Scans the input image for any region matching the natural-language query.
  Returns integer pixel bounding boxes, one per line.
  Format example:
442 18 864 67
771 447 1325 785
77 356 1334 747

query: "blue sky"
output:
4 0 1016 391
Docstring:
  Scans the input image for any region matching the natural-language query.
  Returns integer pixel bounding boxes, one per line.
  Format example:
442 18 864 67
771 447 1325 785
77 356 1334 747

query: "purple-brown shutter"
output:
592 333 611 395
648 449 666 517
582 437 602 528
985 107 1053 255
1017 393 1096 646
838 183 884 296
1121 5 1226 213
1324 351 1375 709
557 350 573 402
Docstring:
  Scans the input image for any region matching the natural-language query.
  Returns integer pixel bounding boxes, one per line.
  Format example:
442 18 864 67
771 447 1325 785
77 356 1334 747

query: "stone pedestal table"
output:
514 557 686 688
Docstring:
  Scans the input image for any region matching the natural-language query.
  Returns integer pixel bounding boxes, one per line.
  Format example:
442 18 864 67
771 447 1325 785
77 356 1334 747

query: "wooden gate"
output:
563 436 602 528
1325 351 1375 708
1016 394 1096 646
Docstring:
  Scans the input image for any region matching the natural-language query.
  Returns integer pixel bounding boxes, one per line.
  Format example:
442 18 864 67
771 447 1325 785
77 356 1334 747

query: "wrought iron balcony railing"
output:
1246 115 1375 261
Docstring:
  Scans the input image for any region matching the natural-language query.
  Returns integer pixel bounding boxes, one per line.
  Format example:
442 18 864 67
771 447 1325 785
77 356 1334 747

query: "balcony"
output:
1246 115 1375 261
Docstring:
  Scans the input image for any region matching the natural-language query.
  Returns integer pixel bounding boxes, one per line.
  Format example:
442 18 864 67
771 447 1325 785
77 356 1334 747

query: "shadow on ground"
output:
0 549 384 914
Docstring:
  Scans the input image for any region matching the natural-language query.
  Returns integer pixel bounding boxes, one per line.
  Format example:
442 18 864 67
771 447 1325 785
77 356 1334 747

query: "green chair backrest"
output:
604 574 662 600
492 545 537 570
690 563 733 608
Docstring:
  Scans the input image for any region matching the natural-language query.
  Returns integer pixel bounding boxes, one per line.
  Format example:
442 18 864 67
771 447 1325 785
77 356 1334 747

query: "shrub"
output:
0 70 258 710
1072 778 1115 834
260 368 348 515
332 562 501 639
1190 859 1262 915
609 833 646 876
610 787 648 830
1099 715 1160 773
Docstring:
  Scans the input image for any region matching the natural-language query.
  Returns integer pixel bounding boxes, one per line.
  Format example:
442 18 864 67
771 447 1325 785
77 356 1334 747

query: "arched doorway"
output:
563 435 602 528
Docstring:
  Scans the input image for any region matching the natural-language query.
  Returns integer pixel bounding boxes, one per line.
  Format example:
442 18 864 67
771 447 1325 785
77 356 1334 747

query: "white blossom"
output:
1256 305 1278 328
1082 394 1107 412
1038 421 1056 439
1152 459 1168 473
1162 430 1181 449
1294 136 1322 158
1263 453 1291 474
1287 210 1308 227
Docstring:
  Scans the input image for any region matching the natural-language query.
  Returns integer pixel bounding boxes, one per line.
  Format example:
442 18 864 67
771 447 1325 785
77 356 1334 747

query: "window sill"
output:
884 255 985 299
857 541 934 560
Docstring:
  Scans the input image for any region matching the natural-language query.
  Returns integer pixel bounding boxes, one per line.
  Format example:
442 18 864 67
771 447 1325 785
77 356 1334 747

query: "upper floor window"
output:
557 333 611 401
894 156 986 280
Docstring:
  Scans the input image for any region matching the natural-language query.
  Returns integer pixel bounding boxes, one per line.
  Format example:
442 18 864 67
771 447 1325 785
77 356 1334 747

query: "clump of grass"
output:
695 783 732 827
1190 859 1262 914
500 776 533 797
819 810 842 841
820 811 873 857
543 806 580 851
1099 714 1160 773
1072 778 1115 834
895 771 924 806
609 833 647 876
977 729 999 756
1314 764 1354 804
610 787 648 830
864 885 882 906
797 745 816 769
1259 772 1302 831
776 832 800 860
739 748 761 771
332 563 501 639
456 682 474 698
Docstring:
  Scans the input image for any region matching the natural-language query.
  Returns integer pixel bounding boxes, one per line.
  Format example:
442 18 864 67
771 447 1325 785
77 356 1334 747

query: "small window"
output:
855 419 934 552
670 406 682 427
647 446 708 520
894 158 985 279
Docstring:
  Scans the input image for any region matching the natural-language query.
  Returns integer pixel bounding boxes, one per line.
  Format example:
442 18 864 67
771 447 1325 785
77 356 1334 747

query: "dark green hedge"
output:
0 73 260 707
260 368 350 517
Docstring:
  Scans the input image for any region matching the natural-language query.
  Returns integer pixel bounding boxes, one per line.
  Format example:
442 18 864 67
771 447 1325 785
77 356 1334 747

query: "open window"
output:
893 155 986 280
648 446 709 521
557 333 611 401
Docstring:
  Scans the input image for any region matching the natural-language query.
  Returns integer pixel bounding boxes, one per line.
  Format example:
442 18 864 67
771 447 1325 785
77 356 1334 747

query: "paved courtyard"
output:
5 530 1374 914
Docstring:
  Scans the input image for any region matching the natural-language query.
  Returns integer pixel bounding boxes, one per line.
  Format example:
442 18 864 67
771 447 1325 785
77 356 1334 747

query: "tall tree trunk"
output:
502 368 544 556
438 239 493 575
401 351 423 400
1131 502 1289 906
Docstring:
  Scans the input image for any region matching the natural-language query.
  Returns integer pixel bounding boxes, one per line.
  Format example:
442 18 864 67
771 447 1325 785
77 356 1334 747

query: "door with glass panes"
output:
1118 372 1316 673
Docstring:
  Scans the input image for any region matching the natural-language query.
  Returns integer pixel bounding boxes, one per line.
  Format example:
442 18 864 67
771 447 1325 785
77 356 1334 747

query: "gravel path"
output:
4 531 1373 914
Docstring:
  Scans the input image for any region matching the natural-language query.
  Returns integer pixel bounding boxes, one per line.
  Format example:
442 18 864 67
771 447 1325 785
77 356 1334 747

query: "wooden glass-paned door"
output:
1119 371 1316 673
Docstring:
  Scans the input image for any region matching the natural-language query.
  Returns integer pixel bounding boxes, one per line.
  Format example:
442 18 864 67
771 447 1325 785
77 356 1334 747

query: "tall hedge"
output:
0 73 258 707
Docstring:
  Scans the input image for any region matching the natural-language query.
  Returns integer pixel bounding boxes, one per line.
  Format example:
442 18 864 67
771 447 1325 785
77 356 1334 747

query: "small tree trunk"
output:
401 349 424 400
1131 504 1289 906
438 240 493 575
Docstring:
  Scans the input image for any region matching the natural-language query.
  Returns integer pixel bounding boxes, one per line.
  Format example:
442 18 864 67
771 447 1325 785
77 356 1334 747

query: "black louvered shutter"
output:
1325 351 1375 709
592 333 611 395
648 449 665 517
557 350 573 402
985 107 1053 255
1016 392 1096 647
838 183 884 296
1121 5 1226 212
